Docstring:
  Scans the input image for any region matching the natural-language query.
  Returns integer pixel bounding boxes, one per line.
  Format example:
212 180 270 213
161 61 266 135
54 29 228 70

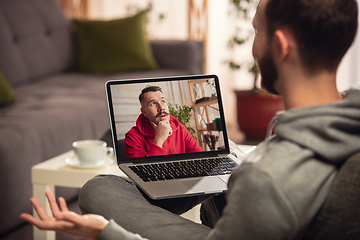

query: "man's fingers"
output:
158 121 171 128
158 121 172 135
57 212 83 225
20 213 51 229
150 121 157 128
20 213 40 225
29 197 52 221
20 213 74 231
164 122 172 135
45 191 62 217
20 212 51 230
58 197 69 212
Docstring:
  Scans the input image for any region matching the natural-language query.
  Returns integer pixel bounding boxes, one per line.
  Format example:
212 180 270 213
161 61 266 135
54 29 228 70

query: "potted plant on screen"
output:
168 103 197 139
228 0 284 142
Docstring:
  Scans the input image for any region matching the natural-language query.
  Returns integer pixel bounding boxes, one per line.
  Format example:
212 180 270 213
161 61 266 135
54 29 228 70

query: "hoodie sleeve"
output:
206 165 299 240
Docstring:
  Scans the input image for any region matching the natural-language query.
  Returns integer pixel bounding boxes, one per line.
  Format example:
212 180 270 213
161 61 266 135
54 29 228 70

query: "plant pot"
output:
235 90 284 140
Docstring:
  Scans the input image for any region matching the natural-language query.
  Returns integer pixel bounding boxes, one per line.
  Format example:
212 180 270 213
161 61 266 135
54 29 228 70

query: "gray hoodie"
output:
99 88 360 240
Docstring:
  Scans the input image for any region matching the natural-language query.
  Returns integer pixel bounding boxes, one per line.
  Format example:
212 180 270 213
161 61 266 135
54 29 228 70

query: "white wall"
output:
206 0 247 142
89 0 188 40
337 10 360 92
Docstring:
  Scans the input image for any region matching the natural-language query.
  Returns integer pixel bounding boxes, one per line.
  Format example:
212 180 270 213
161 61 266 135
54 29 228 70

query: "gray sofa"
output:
0 0 203 238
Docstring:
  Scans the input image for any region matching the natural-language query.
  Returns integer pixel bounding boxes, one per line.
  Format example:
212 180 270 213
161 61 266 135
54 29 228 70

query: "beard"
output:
257 47 279 95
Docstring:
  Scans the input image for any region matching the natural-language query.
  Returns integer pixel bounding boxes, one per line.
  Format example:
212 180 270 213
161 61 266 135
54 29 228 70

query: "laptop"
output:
105 74 241 199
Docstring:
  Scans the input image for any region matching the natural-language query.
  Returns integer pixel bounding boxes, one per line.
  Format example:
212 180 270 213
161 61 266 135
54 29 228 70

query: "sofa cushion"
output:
0 71 17 106
0 0 76 87
73 11 158 73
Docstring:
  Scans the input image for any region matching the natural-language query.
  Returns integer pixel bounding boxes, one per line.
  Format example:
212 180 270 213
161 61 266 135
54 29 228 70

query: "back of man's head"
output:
265 0 358 74
139 86 163 103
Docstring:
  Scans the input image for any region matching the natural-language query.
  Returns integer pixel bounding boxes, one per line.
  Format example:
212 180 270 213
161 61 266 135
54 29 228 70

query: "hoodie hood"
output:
135 114 180 137
274 88 360 164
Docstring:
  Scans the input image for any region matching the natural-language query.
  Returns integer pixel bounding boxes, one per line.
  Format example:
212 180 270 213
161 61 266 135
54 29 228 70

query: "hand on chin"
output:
151 119 173 148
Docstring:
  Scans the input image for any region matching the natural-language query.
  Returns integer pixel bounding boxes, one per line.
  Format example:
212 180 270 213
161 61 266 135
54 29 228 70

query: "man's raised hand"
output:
20 191 109 240
151 120 173 148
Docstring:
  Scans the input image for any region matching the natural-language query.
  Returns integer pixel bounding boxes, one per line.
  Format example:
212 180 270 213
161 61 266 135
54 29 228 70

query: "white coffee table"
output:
31 150 126 240
31 145 256 240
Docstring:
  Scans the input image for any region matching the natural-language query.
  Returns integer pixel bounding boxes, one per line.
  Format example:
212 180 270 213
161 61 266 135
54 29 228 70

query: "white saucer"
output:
65 156 114 169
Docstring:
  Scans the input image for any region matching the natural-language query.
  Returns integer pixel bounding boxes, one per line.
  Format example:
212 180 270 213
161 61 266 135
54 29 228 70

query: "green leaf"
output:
233 36 246 45
229 62 241 69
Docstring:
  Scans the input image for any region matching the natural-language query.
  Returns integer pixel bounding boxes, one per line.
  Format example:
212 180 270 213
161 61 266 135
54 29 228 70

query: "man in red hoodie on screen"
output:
124 86 203 158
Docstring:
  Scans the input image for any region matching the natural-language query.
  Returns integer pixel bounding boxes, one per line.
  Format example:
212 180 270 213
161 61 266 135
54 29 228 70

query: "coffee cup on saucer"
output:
72 140 113 167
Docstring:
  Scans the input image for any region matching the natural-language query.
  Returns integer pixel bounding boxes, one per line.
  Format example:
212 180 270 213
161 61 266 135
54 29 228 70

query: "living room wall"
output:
88 0 188 40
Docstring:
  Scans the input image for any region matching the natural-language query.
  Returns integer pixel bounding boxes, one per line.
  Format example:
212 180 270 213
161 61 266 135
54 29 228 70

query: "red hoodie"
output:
125 114 203 158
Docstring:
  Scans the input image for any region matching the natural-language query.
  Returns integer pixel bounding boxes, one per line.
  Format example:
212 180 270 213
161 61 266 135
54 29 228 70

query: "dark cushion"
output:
302 151 360 240
150 40 204 75
0 0 75 87
73 11 158 73
0 71 17 106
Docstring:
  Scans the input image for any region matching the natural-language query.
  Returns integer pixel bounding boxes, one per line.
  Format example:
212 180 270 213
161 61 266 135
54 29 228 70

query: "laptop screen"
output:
106 74 230 164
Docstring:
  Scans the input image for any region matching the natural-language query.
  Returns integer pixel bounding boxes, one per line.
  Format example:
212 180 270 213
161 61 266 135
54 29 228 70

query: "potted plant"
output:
228 0 284 141
168 103 197 138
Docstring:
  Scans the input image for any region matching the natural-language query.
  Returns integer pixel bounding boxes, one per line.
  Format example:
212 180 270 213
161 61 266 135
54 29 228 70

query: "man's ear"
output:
274 29 290 61
141 107 148 118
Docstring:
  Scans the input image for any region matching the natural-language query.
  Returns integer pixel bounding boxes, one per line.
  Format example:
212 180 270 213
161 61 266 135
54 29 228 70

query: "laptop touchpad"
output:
181 177 227 194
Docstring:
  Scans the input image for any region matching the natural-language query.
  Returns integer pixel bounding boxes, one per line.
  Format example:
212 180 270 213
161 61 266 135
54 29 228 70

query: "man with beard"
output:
21 0 360 239
125 85 203 158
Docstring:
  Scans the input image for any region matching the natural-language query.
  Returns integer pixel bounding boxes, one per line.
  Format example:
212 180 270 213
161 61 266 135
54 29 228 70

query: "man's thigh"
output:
79 175 212 240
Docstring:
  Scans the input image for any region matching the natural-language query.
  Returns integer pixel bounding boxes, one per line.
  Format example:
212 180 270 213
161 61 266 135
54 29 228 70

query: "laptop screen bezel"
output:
105 74 230 164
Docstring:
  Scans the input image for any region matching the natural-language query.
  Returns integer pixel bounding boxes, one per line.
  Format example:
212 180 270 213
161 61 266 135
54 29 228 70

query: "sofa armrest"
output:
150 40 204 75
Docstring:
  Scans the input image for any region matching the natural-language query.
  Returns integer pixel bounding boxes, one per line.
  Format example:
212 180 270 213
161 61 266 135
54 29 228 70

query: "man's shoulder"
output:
125 126 141 138
238 139 313 179
236 138 336 198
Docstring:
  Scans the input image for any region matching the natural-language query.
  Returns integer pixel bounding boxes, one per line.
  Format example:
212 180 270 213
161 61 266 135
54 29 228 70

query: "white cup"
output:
72 140 113 166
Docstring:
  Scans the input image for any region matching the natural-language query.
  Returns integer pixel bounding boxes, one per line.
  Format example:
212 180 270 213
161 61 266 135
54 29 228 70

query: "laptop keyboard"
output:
129 157 238 182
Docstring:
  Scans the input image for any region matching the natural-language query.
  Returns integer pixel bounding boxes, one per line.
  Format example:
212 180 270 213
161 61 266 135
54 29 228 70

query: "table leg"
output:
33 183 56 240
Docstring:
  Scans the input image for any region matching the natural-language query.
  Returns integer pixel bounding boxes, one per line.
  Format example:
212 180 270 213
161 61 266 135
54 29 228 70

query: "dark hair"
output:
265 0 358 74
139 86 163 103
